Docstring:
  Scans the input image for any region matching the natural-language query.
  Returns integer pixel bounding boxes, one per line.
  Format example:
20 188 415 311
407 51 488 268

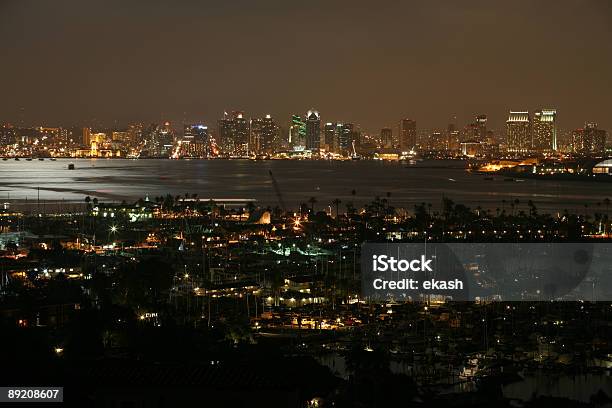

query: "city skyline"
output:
3 2 612 406
2 105 609 160
1 0 611 132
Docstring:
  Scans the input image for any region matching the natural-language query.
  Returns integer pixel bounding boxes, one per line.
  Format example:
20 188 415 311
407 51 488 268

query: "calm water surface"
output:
0 159 610 212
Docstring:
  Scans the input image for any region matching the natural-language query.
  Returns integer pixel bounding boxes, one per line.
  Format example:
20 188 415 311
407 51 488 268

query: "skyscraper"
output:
573 122 607 155
475 115 487 142
146 122 174 157
399 119 417 151
380 128 393 148
305 109 320 151
532 109 557 152
250 115 278 155
506 111 531 154
338 123 354 153
289 114 306 150
446 123 460 152
82 127 92 146
324 123 336 152
183 124 209 157
0 124 17 146
218 111 249 157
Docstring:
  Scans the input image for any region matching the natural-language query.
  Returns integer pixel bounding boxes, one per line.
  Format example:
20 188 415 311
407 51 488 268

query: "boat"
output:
38 158 45 161
68 163 75 170
50 158 57 161
483 176 494 181
14 157 20 161
1 158 7 161
26 158 32 161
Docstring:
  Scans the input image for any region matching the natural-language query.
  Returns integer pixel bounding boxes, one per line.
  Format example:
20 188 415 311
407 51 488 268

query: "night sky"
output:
1 0 611 132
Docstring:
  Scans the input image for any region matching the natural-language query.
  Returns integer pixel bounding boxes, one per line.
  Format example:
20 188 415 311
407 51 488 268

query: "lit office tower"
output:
532 109 557 152
218 111 249 157
0 124 17 145
339 123 354 153
250 115 278 155
573 123 607 155
324 123 336 152
183 124 209 157
146 122 174 157
475 115 487 142
305 109 321 151
446 123 460 151
290 114 306 149
127 123 143 145
82 127 92 146
399 119 417 151
506 111 531 154
381 127 393 148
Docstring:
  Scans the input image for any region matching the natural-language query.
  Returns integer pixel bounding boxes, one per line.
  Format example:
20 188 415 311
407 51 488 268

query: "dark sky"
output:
1 0 611 133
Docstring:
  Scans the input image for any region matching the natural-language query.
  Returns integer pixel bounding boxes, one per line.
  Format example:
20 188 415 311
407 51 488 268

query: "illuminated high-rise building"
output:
532 109 557 152
446 123 460 151
323 123 336 152
305 109 320 151
475 115 487 142
506 111 531 154
218 111 249 157
399 119 416 151
380 127 393 148
339 123 354 153
0 124 17 146
147 122 174 157
183 124 209 157
112 131 129 142
573 122 607 155
250 115 278 155
127 123 143 146
82 127 92 146
289 114 306 150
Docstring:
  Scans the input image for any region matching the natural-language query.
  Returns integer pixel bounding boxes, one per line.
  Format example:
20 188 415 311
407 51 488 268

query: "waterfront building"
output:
532 109 557 152
380 127 393 149
573 122 607 155
338 123 353 153
506 111 531 154
218 111 249 157
0 124 17 146
183 124 209 157
323 122 336 152
475 115 487 142
305 109 321 152
289 114 306 150
399 119 417 152
249 115 277 155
